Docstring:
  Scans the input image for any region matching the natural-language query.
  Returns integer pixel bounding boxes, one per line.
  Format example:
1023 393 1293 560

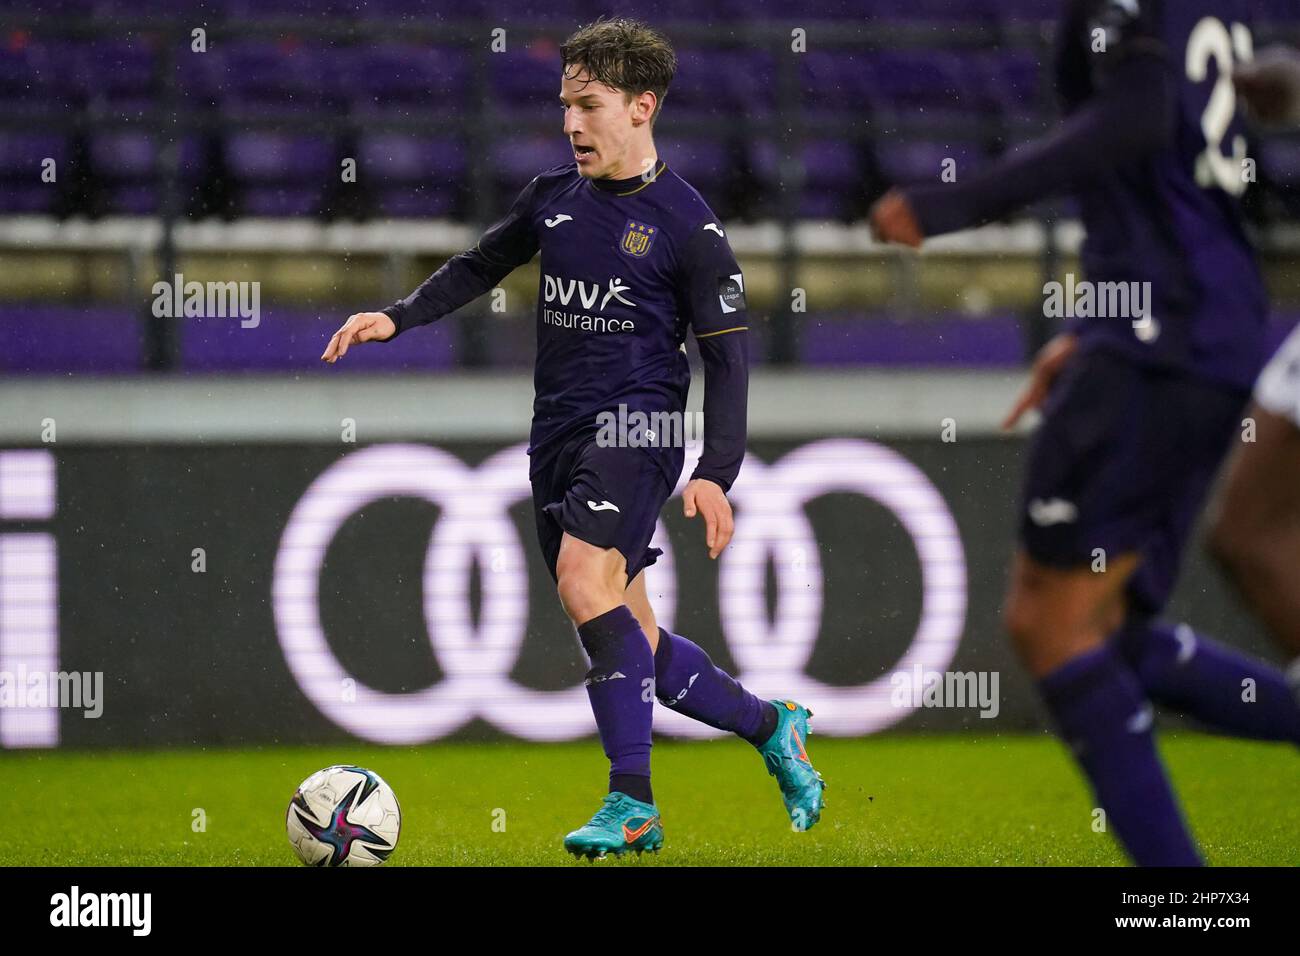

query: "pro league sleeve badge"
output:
718 273 746 314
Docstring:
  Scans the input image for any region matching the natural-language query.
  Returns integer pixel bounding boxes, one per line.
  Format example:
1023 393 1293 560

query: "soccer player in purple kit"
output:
872 1 1300 865
320 18 825 859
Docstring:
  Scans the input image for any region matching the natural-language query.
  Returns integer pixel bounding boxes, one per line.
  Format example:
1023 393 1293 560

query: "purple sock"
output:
1116 620 1300 745
653 628 777 746
577 606 654 804
1039 645 1202 867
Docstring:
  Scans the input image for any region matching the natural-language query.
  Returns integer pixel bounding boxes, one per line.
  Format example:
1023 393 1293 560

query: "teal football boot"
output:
756 699 827 830
564 792 664 860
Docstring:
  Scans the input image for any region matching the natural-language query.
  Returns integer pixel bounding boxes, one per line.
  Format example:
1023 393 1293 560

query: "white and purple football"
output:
286 765 402 867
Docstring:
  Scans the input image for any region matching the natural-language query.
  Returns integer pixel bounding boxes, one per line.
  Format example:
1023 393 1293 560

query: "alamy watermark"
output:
595 404 704 449
151 272 261 328
890 665 1000 718
50 886 150 936
0 666 103 718
1043 274 1158 341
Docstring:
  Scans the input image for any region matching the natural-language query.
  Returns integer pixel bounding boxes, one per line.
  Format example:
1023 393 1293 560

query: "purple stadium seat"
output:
491 134 574 191
865 51 971 112
994 0 1067 23
0 133 69 213
335 45 471 111
867 0 1002 22
3 306 142 374
376 187 457 217
346 0 488 15
491 43 565 114
362 133 464 216
221 0 369 16
590 0 715 19
89 131 155 177
799 50 875 114
657 137 729 190
672 49 777 116
361 134 466 182
802 313 1025 366
875 138 992 186
209 40 332 111
226 131 334 181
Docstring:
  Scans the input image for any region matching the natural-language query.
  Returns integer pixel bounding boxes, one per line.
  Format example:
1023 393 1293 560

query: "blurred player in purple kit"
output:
873 2 1300 865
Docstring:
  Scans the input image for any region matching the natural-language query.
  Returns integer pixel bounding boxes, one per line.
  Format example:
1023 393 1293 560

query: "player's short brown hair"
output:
560 17 676 125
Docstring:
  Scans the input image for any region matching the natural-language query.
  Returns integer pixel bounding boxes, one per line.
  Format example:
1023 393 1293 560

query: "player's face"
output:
559 67 653 180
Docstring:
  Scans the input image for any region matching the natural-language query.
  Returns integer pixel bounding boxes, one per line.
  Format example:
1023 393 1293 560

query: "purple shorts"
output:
531 429 674 584
1020 345 1248 616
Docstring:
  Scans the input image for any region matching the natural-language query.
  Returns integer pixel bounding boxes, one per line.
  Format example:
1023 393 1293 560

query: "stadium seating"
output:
2 1 1297 375
3 2 1296 220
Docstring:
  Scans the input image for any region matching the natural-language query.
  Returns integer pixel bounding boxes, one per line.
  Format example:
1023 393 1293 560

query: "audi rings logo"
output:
272 439 967 742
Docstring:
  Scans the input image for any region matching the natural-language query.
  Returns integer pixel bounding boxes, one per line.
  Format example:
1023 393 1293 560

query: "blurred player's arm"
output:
679 223 750 559
872 2 1173 243
321 176 542 362
1003 331 1079 431
1235 46 1300 130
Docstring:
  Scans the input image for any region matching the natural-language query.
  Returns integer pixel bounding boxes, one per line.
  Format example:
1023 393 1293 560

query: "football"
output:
285 765 402 867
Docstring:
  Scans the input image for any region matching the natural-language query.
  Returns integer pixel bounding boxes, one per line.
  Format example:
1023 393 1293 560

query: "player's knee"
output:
555 559 621 624
1003 588 1086 674
555 569 596 623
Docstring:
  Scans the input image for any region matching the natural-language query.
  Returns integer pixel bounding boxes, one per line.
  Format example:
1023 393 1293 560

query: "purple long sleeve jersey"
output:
382 161 750 491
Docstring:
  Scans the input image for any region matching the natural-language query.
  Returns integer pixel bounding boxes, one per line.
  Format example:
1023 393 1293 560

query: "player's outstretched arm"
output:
320 311 396 363
357 174 546 347
873 34 1173 243
1002 332 1079 431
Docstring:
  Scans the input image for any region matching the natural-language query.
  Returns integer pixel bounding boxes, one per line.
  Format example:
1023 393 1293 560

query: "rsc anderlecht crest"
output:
620 219 658 258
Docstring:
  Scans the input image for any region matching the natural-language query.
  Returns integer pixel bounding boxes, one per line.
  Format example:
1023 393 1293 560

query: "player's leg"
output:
554 534 658 797
1114 613 1300 744
625 563 826 828
1011 350 1201 866
1207 402 1300 661
1113 383 1300 741
625 571 775 744
536 438 670 857
553 533 663 858
622 570 660 648
1006 550 1202 867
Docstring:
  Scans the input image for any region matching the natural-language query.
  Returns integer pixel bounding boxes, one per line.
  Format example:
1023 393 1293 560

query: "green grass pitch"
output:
2 734 1296 866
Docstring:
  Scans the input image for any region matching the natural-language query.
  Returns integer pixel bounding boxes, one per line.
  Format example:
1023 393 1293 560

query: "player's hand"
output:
869 188 925 248
682 478 734 560
1233 47 1300 129
321 312 397 363
1002 333 1079 432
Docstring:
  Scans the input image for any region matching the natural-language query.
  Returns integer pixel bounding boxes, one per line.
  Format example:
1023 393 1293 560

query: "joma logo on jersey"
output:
620 219 658 258
543 275 636 311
